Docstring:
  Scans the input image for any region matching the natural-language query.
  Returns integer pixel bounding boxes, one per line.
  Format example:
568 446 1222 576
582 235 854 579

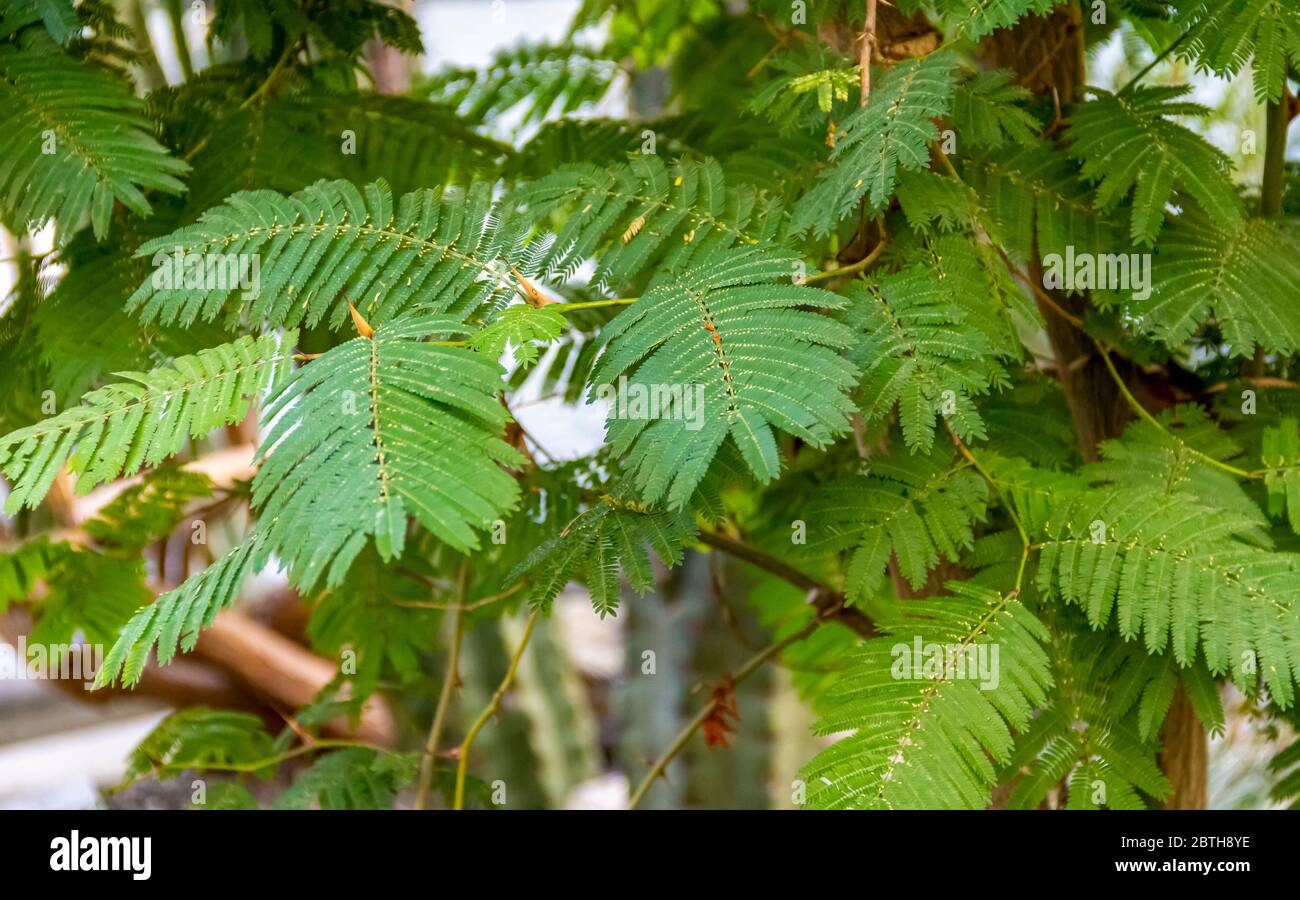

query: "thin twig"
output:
415 560 469 809
859 0 878 107
240 40 300 110
1094 341 1256 479
944 422 1030 593
627 606 831 809
804 222 890 284
453 610 540 809
696 529 877 638
993 246 1085 329
1118 29 1193 96
395 580 525 613
553 297 638 313
143 738 390 776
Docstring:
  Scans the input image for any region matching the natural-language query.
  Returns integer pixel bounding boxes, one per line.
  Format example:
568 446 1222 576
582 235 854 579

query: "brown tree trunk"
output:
1158 684 1209 809
982 5 1209 808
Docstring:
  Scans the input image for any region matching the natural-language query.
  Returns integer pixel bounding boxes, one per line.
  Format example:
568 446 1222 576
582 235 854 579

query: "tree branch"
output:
696 529 877 638
627 601 834 809
415 559 468 809
453 610 540 809
859 0 878 106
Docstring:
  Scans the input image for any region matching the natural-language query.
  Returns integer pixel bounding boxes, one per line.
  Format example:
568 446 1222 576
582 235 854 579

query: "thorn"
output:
348 302 374 339
507 263 554 309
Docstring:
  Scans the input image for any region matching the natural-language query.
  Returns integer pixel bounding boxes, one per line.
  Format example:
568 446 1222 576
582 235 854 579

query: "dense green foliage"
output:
1 0 1298 811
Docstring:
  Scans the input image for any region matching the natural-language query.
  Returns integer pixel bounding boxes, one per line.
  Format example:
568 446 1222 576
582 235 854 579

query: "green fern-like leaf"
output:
179 91 508 214
33 219 234 404
0 36 188 241
1036 487 1300 704
509 495 696 616
801 448 988 604
949 69 1042 149
1180 0 1300 103
511 155 786 291
210 0 421 61
898 228 1037 357
792 52 956 237
1263 418 1300 533
841 268 1009 452
253 315 524 590
963 141 1117 260
935 0 1062 40
1065 86 1242 244
591 248 858 508
96 533 268 687
123 708 276 784
1007 626 1179 809
802 582 1052 809
275 748 418 810
469 303 566 367
1088 404 1270 539
1270 730 1300 808
31 550 150 647
1 0 79 43
306 547 441 700
1136 212 1300 356
0 331 295 512
84 465 215 550
129 179 533 330
0 537 58 608
421 41 617 127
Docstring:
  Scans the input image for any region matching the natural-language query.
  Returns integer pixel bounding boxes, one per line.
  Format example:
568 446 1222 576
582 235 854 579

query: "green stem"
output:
164 0 194 81
627 612 828 810
453 609 540 809
240 41 299 110
414 559 469 810
804 228 889 284
944 422 1031 593
1260 92 1291 218
1095 341 1256 479
154 739 389 775
553 297 638 313
1118 29 1192 96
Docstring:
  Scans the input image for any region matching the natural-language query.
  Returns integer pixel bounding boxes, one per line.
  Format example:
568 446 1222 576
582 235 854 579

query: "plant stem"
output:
1094 341 1257 479
804 228 889 283
1261 90 1291 218
453 609 540 809
554 297 638 313
993 246 1085 328
627 611 829 809
860 0 878 106
944 422 1031 593
696 529 877 638
396 580 525 612
1118 29 1192 96
415 560 469 809
164 0 194 81
152 739 390 776
240 41 299 110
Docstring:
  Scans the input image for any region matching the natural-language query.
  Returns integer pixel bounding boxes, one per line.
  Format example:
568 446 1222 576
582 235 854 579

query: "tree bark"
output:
1158 684 1209 809
981 5 1209 808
